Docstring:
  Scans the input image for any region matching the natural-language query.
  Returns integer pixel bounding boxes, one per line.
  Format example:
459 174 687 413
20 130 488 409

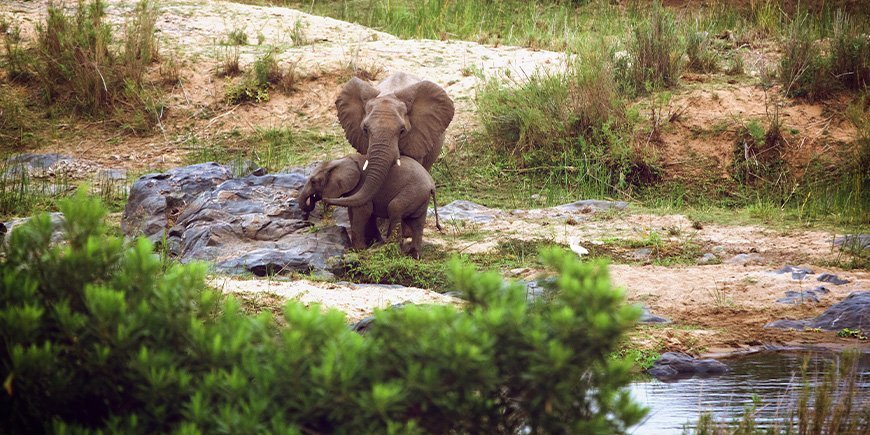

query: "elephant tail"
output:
431 189 442 232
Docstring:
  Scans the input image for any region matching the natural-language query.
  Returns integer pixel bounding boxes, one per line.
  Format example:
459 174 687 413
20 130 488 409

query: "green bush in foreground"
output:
1 192 645 433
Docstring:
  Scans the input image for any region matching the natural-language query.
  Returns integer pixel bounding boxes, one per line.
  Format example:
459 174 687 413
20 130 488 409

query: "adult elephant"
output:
325 72 454 208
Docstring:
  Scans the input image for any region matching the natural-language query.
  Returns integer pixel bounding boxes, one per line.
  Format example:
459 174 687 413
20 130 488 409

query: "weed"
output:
0 85 40 148
224 27 249 45
617 3 683 95
612 347 661 371
725 51 745 76
829 10 869 91
708 286 734 308
215 44 242 77
26 0 163 130
836 328 867 340
686 28 719 73
0 16 31 82
337 243 450 290
290 18 309 46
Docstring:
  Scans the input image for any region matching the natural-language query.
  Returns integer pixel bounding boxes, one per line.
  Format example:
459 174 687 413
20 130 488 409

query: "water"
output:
629 351 870 434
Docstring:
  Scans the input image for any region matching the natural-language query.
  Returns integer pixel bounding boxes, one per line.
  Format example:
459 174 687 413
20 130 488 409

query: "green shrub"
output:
830 11 869 91
1 192 646 433
685 28 719 73
477 48 658 195
618 3 683 95
22 0 164 131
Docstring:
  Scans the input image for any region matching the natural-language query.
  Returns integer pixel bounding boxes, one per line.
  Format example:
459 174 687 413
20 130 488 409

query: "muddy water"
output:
629 351 870 434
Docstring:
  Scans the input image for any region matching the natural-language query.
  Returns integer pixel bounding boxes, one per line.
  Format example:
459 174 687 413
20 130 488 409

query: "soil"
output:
1 0 866 356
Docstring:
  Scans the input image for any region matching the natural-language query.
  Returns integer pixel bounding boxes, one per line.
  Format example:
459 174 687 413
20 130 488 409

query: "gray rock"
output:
727 253 764 265
1 212 66 245
775 265 814 280
4 153 73 177
834 234 870 250
553 199 628 213
628 247 653 261
776 286 829 305
766 291 869 331
120 163 351 276
437 200 500 223
122 162 234 243
817 273 849 285
698 253 718 264
168 172 348 275
647 352 729 380
638 305 671 324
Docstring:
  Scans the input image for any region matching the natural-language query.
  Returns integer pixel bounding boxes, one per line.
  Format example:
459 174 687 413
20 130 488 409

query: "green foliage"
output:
4 0 164 132
780 10 868 100
338 243 449 290
223 27 249 46
0 195 646 432
225 48 298 104
475 47 657 197
836 328 867 340
617 3 684 95
685 28 718 73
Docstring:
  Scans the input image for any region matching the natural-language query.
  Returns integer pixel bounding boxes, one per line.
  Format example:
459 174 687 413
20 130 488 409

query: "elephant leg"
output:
386 200 404 243
348 204 373 250
364 215 382 246
403 216 425 259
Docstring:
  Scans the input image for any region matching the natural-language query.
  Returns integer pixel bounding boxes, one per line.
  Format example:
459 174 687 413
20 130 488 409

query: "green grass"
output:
184 127 351 173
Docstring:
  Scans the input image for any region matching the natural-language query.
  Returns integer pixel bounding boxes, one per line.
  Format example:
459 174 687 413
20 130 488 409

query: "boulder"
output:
647 352 729 380
638 305 671 324
817 273 849 285
776 286 829 305
1 212 66 245
766 291 869 331
121 163 351 276
436 200 500 223
122 162 233 243
774 265 814 280
834 234 869 250
552 199 628 213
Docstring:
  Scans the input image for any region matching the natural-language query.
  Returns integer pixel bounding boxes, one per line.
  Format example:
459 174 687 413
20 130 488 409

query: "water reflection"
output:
629 351 870 434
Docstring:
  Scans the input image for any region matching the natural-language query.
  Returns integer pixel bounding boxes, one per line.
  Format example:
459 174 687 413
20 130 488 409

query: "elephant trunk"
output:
326 147 394 208
297 183 318 213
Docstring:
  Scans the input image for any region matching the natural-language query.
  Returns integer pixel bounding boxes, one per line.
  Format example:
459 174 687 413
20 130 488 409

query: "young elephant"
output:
296 154 440 258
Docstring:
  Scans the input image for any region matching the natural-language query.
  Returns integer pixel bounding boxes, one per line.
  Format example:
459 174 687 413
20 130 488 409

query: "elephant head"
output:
326 76 454 208
297 155 364 215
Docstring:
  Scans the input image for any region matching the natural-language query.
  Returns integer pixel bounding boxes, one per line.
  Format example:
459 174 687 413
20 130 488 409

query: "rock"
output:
774 265 814 280
817 273 849 285
727 253 764 265
627 247 653 261
167 172 348 276
776 286 829 305
437 200 500 223
698 253 718 264
122 162 234 243
638 305 671 324
1 212 66 245
647 352 729 380
834 234 870 250
553 199 628 214
4 153 73 177
120 162 352 276
766 291 869 331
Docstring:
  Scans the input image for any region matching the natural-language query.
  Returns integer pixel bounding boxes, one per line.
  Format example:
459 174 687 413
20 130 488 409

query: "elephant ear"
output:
394 81 455 168
322 158 362 198
336 77 380 154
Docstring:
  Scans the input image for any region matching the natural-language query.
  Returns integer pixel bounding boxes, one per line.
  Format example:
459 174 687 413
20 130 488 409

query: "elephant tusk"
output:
396 159 401 166
363 160 368 171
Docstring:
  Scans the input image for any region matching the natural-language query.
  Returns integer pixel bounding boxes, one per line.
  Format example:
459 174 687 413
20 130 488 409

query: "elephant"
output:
326 72 455 209
297 154 441 258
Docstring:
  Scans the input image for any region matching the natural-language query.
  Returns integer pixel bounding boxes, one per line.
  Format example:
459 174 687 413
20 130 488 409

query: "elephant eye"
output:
399 126 407 134
362 125 369 135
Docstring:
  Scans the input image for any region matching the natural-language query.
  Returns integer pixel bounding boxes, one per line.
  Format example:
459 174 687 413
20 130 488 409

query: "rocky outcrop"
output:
1 212 66 245
776 286 829 305
436 200 501 223
647 352 729 380
122 163 350 276
766 291 869 331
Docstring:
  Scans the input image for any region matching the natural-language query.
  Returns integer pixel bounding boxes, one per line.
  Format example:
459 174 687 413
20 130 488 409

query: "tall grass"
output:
21 0 164 132
617 3 684 95
475 46 658 198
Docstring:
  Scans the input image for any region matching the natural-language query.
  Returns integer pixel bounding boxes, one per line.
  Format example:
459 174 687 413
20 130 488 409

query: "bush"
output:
18 0 164 131
1 192 646 433
780 11 868 99
685 28 719 73
477 48 658 195
618 3 683 95
225 49 299 104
